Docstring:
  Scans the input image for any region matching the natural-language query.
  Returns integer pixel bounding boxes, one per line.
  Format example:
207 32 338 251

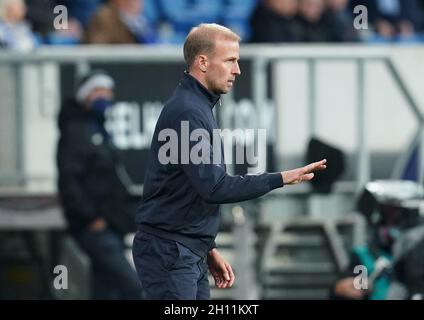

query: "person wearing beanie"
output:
56 70 142 299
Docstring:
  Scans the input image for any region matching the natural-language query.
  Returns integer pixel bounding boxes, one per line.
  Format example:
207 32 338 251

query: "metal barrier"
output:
259 213 366 299
0 45 423 192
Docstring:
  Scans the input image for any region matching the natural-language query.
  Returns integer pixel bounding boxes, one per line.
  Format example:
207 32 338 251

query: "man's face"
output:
204 38 241 95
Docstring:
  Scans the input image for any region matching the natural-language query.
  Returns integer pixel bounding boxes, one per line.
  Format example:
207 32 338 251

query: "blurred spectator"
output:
25 0 55 36
83 0 157 44
44 18 83 45
330 179 424 300
221 0 257 41
57 0 104 27
155 0 222 44
0 0 39 50
324 0 359 41
249 0 302 43
57 70 142 299
329 204 400 300
295 0 337 42
350 0 424 42
25 0 83 45
330 226 394 300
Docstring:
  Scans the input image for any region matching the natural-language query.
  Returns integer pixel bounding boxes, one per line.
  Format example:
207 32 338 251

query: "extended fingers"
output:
302 173 314 181
305 159 327 173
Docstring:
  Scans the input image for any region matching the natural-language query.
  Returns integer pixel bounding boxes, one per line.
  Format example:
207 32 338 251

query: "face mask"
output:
90 98 112 119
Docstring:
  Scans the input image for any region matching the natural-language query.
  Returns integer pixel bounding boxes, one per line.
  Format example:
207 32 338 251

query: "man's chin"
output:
218 86 232 94
213 88 228 95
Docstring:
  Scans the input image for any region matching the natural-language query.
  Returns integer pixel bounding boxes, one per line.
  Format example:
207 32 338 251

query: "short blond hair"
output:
183 23 241 71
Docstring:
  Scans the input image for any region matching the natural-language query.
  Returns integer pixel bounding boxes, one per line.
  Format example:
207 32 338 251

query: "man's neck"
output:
188 70 211 93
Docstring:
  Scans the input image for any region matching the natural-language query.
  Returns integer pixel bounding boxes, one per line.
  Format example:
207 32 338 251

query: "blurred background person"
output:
56 70 142 299
329 207 397 300
83 0 158 44
24 0 55 37
350 0 424 42
323 0 359 42
25 0 83 45
154 0 222 44
330 185 423 300
249 0 302 43
57 0 103 28
295 0 335 42
0 0 39 50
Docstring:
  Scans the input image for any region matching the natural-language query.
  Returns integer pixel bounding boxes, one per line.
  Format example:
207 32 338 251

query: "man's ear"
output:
198 54 208 73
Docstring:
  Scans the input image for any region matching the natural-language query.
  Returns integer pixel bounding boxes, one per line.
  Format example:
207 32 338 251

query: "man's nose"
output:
233 62 241 76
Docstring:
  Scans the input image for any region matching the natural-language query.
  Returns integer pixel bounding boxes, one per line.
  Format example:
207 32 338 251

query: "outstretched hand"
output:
207 248 235 289
281 159 327 185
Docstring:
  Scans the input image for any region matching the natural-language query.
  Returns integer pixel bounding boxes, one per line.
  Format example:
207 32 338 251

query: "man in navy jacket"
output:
132 23 327 300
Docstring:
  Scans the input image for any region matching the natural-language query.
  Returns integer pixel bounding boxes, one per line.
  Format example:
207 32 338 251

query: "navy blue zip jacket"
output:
136 72 284 257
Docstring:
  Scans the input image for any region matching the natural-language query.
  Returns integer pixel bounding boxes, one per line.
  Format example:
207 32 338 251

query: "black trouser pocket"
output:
133 232 180 273
154 237 181 271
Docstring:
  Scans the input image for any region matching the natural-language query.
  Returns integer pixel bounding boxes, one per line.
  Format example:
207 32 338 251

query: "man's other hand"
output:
281 159 327 185
207 248 235 289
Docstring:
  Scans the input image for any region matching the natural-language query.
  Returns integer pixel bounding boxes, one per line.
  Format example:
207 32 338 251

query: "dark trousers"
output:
132 231 210 300
74 229 142 299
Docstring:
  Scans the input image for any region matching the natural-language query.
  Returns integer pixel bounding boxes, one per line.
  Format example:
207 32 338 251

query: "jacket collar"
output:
180 72 221 108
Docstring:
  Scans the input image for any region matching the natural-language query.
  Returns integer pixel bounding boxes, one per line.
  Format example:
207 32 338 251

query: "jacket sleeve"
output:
57 123 98 225
175 110 284 204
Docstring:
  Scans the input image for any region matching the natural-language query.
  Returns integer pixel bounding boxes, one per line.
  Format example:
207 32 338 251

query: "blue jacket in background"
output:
136 72 284 257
